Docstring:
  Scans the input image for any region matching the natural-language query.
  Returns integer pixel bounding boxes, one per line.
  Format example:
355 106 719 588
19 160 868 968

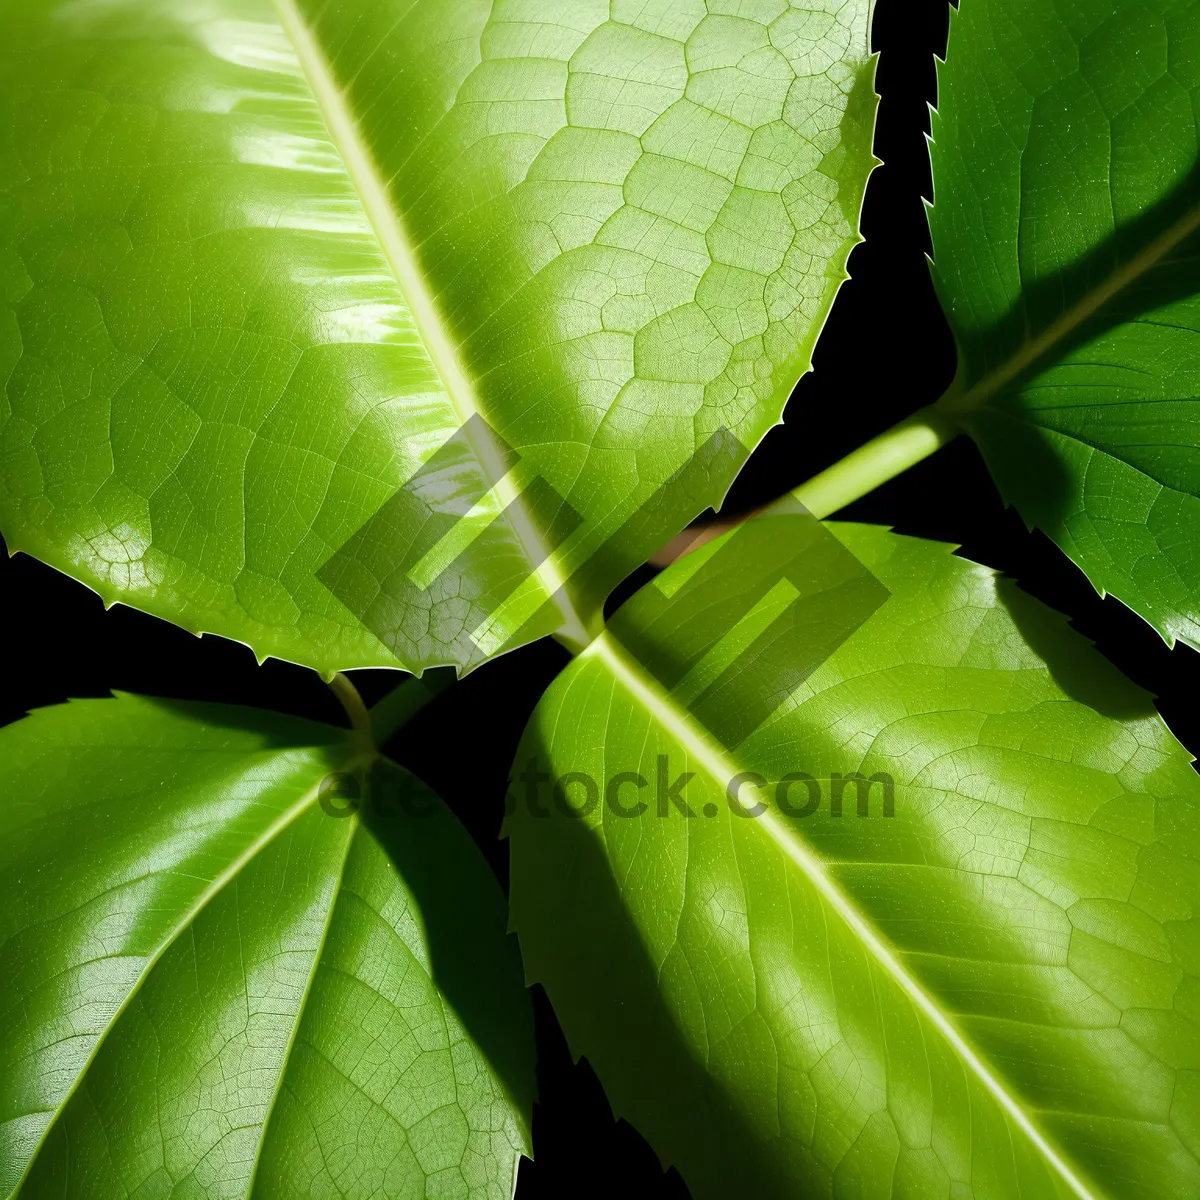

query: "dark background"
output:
4 2 1197 1195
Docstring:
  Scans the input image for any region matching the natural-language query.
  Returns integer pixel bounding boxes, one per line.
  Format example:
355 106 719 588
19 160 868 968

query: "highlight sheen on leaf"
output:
0 0 879 672
508 521 1200 1200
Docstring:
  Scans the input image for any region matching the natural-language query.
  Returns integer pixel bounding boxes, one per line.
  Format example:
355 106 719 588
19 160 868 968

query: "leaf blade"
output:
0 0 879 671
0 694 534 1199
928 0 1200 646
507 518 1200 1198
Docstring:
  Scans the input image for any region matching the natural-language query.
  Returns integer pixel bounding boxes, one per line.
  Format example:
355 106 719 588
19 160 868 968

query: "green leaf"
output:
0 693 533 1198
928 0 1200 647
507 516 1200 1199
0 0 879 673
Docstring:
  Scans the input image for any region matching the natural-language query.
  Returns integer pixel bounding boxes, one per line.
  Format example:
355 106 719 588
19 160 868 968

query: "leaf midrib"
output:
941 195 1200 418
270 0 584 645
585 630 1101 1200
243 816 358 1199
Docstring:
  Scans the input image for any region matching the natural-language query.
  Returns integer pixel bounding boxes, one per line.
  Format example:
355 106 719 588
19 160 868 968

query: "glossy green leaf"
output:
0 693 533 1198
0 0 879 673
928 0 1200 647
507 517 1200 1199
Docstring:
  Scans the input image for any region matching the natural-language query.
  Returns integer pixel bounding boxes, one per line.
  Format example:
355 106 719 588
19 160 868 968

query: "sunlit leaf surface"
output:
509 519 1200 1199
0 0 878 671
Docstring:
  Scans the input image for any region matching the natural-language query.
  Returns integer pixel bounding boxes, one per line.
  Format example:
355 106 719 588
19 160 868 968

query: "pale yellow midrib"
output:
585 631 1102 1200
271 0 578 647
942 196 1200 416
243 815 358 1198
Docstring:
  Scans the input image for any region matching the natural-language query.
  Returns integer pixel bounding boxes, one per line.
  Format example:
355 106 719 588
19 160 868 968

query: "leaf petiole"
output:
358 409 960 689
369 669 454 745
786 404 959 519
328 671 374 754
651 405 960 570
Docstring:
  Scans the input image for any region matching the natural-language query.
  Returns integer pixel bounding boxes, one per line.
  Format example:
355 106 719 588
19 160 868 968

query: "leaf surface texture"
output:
0 0 878 670
0 693 533 1198
929 0 1200 646
508 519 1200 1199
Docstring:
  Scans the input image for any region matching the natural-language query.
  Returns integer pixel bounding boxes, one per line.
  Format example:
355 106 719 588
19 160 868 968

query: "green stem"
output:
328 669 454 755
368 669 453 744
335 409 960 687
654 406 961 568
328 672 374 754
786 405 959 520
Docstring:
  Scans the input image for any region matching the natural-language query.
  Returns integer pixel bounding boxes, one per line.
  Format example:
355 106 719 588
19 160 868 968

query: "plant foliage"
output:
2 1 1198 1197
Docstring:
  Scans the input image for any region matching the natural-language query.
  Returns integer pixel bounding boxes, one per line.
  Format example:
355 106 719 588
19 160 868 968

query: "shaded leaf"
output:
929 0 1200 647
0 693 533 1198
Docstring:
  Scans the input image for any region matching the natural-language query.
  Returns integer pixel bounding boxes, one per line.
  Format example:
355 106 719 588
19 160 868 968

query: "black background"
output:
4 2 1198 1196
